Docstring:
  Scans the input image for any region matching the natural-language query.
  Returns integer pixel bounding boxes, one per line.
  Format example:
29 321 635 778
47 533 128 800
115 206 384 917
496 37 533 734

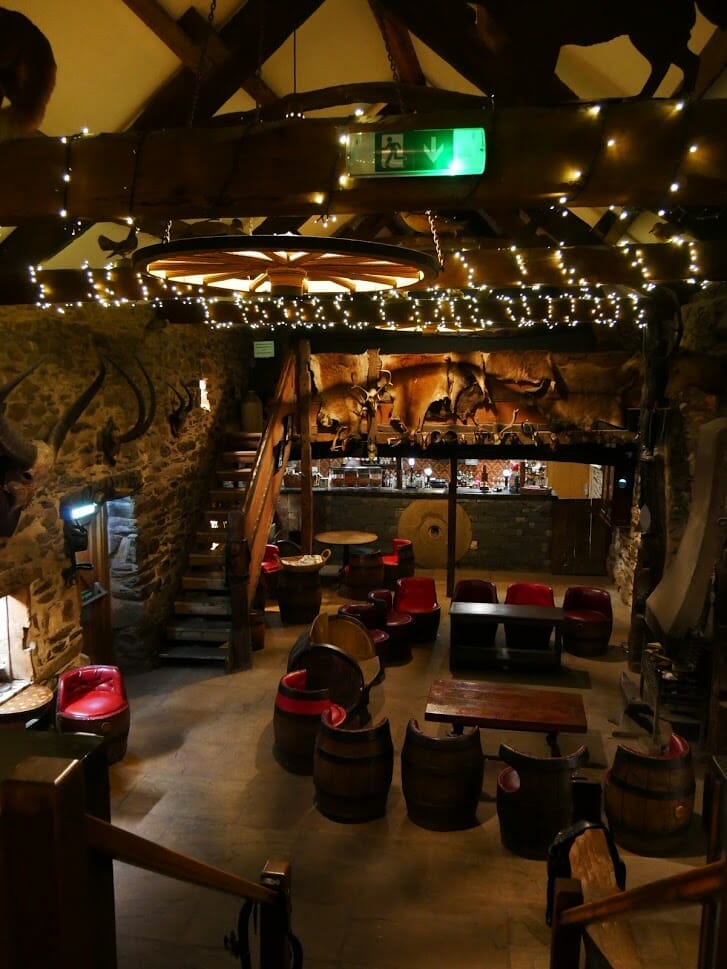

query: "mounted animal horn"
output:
0 359 106 538
99 355 156 465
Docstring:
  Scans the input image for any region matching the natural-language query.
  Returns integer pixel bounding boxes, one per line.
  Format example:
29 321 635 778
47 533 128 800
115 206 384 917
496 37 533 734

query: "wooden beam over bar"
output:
2 102 725 224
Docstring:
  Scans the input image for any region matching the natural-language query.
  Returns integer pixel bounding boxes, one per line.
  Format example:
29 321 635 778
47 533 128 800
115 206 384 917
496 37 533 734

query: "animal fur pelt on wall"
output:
0 7 56 140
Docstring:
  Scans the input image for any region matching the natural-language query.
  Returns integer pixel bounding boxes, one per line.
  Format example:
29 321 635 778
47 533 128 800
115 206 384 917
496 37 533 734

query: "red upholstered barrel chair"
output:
55 665 130 765
562 586 613 657
367 589 413 664
260 543 283 596
503 581 555 650
382 537 415 589
273 669 347 774
452 579 499 649
394 576 441 644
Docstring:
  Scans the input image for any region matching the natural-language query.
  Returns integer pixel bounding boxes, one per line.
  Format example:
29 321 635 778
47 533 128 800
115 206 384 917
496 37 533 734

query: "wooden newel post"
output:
259 860 296 969
0 756 101 969
549 877 584 969
226 509 252 672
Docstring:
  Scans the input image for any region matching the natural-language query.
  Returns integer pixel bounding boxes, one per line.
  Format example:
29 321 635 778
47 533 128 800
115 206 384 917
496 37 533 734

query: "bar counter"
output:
278 486 556 572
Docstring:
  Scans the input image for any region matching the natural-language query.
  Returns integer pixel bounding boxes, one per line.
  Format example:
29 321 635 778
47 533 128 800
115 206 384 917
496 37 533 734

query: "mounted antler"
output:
167 382 196 438
99 356 156 465
0 359 106 538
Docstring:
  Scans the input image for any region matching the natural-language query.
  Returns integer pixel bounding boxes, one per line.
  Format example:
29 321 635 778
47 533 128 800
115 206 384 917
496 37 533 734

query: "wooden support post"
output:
259 860 295 969
297 340 313 555
549 877 584 969
1 756 102 969
447 456 457 597
226 512 252 672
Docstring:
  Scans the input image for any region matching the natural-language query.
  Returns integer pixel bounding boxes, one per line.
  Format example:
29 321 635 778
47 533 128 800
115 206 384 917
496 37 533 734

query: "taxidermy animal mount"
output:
0 7 56 140
0 359 106 538
471 0 726 100
167 382 196 437
97 224 139 260
98 356 156 465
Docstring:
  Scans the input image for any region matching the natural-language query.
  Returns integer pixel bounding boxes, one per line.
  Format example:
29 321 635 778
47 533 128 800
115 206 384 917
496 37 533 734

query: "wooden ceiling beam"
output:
376 0 571 100
368 1 426 87
3 102 725 223
0 239 724 308
130 0 325 130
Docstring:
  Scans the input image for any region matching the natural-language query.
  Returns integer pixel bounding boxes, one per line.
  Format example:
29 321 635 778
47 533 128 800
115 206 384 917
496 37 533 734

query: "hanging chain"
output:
188 0 217 127
254 0 266 126
372 4 406 115
426 211 445 270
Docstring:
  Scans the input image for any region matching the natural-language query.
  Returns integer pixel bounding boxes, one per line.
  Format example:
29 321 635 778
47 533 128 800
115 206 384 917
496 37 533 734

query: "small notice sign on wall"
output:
253 340 275 359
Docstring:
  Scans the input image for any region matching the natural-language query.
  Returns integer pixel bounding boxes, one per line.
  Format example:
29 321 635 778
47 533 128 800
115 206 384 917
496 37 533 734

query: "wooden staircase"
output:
160 429 262 664
160 352 298 667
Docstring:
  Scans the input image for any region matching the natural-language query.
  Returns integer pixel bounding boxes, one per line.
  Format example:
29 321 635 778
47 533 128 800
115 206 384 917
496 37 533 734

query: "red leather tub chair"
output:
382 538 415 589
367 589 414 663
56 664 130 764
394 576 441 644
562 586 613 656
504 581 555 651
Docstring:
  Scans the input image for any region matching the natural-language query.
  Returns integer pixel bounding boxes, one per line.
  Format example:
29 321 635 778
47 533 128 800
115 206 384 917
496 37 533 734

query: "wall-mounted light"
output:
59 496 98 585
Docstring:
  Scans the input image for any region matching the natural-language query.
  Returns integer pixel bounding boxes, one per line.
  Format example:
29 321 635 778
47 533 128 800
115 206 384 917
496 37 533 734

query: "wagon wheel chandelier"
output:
133 234 440 296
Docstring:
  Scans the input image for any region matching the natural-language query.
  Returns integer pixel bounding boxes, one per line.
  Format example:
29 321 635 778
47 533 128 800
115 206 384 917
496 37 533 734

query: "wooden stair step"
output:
219 450 257 463
215 469 252 482
225 432 261 446
188 552 225 567
195 530 228 544
174 598 231 616
181 576 227 591
158 643 228 664
166 618 230 641
208 489 247 505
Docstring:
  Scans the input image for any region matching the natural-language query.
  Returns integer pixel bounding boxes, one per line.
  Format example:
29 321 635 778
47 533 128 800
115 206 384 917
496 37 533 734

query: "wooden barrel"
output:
401 719 484 830
496 744 589 859
272 670 346 774
277 569 322 624
313 712 393 822
343 550 384 600
604 735 695 854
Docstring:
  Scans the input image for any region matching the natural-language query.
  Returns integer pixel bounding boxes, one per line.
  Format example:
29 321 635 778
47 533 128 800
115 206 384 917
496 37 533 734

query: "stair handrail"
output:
2 756 297 968
550 858 727 969
241 351 297 607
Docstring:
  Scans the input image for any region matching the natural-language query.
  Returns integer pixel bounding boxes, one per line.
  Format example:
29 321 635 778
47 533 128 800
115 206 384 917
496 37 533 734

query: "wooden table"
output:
315 530 378 568
0 683 54 728
449 601 565 670
425 678 587 756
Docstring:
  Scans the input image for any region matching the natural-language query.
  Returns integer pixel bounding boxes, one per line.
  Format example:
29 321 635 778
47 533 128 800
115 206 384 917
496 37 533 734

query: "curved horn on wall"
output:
99 355 156 464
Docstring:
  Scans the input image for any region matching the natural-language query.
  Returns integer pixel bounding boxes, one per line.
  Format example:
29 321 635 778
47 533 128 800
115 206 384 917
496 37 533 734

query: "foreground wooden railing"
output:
1 756 296 968
550 859 727 969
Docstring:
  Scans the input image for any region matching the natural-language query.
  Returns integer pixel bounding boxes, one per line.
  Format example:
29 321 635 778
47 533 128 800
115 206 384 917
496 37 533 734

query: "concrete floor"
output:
109 570 708 968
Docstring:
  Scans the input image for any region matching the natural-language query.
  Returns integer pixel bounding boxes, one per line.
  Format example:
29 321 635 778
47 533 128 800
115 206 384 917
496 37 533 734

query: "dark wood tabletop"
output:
449 602 564 624
425 678 587 737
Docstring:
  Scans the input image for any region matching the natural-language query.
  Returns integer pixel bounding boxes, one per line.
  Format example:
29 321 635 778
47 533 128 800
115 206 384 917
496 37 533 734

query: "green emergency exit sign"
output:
345 127 485 178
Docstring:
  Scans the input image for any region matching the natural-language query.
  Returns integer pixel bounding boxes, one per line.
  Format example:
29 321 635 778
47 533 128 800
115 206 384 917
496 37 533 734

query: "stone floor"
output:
109 570 709 968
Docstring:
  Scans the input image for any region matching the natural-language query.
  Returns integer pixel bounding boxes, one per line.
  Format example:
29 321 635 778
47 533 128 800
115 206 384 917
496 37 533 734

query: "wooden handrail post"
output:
1 756 106 969
549 877 584 969
297 340 313 555
226 513 252 672
259 860 295 969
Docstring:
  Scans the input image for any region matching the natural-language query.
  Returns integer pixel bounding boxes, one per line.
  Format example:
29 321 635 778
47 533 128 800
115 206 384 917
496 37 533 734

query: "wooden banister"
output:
558 860 727 928
85 813 278 906
2 756 295 969
551 858 727 969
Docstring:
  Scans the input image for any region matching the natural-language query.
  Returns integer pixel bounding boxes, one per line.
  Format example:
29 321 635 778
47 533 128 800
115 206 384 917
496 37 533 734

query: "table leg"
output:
450 724 464 736
546 732 561 756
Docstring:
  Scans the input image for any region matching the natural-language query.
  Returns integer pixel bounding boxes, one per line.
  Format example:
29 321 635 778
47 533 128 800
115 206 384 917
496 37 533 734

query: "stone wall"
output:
0 304 250 679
